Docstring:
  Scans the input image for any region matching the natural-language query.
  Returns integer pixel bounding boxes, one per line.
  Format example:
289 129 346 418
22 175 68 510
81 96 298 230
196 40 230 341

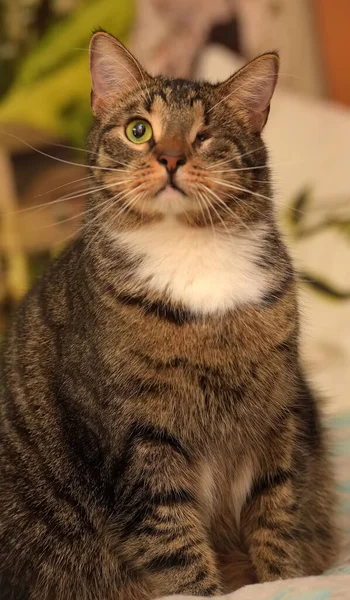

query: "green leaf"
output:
300 272 350 301
0 0 135 144
288 187 312 226
333 218 350 240
15 0 135 87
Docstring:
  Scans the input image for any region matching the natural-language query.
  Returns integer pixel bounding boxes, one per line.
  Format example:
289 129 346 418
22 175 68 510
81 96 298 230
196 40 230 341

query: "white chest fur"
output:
231 465 254 527
113 220 270 315
200 461 254 528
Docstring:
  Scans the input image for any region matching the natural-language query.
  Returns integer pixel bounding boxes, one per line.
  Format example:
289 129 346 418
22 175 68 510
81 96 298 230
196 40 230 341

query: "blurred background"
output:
0 0 349 412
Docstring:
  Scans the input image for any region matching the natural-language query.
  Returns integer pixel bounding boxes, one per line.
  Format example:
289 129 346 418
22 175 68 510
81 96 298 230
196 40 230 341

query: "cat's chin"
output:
152 184 189 216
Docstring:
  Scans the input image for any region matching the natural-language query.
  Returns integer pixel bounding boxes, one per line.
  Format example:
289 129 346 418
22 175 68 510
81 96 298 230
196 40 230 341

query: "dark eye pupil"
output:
196 132 206 143
132 123 146 138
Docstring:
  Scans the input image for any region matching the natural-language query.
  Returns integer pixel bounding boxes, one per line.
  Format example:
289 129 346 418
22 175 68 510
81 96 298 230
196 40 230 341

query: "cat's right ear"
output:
89 32 147 116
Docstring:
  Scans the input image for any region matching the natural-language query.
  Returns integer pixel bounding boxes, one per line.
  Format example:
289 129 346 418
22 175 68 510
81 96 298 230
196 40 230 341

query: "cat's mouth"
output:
156 182 186 197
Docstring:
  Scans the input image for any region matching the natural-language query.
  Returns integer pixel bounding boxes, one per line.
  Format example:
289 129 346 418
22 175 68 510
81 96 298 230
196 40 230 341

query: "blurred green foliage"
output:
0 0 135 144
283 187 350 300
0 0 135 340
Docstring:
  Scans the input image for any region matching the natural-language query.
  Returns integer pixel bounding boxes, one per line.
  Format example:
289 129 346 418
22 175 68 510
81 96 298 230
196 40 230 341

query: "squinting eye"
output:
195 131 209 144
126 119 153 144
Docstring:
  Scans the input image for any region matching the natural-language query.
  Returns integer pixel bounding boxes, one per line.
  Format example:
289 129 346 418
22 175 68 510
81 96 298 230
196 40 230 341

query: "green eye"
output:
126 119 153 144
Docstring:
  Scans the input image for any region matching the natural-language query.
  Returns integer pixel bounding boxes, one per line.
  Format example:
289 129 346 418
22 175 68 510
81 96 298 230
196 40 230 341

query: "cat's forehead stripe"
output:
142 90 207 142
145 90 167 112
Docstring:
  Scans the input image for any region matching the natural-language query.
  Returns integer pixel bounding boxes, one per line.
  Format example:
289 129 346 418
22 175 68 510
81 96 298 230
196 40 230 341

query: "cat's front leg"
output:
241 466 304 582
115 424 222 597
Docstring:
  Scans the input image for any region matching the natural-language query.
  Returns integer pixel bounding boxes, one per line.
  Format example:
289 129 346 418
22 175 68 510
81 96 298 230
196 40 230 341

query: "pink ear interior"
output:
89 32 144 115
220 53 279 132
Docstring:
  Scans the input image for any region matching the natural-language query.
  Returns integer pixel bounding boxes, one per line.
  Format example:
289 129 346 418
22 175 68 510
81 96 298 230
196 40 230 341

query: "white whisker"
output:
210 179 272 203
10 180 135 215
77 188 147 263
207 145 266 172
38 194 115 230
34 175 95 198
39 140 134 169
198 185 230 233
198 190 216 238
194 191 208 227
0 132 129 173
200 184 253 234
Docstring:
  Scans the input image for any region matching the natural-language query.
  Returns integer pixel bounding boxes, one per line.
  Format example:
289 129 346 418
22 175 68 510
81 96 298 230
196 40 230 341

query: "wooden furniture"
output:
314 0 350 106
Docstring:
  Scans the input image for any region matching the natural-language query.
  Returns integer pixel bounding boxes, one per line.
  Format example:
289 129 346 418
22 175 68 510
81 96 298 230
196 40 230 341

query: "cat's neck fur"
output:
110 218 273 315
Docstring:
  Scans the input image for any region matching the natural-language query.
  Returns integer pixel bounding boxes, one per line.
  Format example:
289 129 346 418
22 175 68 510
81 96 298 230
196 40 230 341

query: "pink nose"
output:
157 154 186 173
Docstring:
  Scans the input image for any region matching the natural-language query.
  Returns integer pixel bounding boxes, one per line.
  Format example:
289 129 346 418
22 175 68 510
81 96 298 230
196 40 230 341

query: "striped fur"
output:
0 32 338 599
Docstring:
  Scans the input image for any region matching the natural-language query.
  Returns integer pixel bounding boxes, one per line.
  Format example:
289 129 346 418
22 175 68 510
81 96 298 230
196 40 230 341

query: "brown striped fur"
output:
0 32 338 599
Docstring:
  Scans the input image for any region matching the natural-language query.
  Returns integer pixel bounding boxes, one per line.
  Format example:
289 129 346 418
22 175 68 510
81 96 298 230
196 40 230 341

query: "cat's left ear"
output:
89 31 148 116
218 52 279 133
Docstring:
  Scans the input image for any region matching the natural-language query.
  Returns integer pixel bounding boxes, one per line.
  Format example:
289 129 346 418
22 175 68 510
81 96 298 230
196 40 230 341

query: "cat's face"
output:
87 33 279 232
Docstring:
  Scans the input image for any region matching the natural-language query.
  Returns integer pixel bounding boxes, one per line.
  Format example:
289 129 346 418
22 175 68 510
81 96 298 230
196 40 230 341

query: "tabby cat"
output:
0 31 338 600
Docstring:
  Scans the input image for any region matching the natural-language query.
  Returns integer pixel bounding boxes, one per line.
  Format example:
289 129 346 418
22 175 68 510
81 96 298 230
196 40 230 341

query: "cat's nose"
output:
157 153 186 173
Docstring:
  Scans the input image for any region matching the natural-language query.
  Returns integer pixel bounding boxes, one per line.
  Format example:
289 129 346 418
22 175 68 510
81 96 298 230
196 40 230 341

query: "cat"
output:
0 31 338 600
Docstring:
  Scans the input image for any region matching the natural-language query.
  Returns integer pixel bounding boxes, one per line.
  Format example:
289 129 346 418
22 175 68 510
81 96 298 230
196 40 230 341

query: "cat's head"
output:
87 31 279 231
